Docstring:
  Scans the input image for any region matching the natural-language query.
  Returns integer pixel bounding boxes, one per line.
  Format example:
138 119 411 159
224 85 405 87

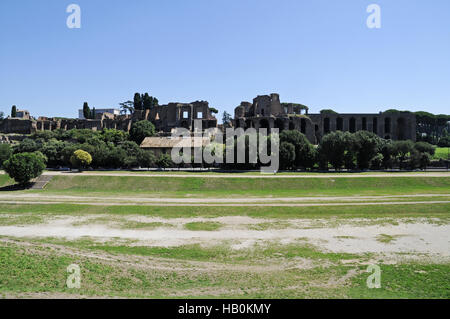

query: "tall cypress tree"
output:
133 93 143 110
83 102 90 119
91 107 96 119
11 105 17 118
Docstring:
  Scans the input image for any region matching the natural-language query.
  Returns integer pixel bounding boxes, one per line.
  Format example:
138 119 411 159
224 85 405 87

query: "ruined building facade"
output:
233 93 416 144
131 100 217 132
0 101 218 135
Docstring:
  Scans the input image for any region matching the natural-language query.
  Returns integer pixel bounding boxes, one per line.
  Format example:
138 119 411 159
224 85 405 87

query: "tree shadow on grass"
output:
0 183 34 192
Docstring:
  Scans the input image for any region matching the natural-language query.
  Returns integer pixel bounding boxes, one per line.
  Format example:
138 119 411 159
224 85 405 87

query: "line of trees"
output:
0 121 165 176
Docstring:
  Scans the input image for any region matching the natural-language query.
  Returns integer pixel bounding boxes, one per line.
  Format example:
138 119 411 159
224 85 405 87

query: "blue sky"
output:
0 0 449 120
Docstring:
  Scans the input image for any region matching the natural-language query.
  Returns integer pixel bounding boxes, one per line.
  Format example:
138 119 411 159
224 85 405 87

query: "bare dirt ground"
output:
0 216 448 259
1 192 450 207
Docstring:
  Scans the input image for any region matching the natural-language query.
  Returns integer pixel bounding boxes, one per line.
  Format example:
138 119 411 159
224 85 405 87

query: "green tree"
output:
82 102 90 119
41 139 66 167
70 150 92 170
318 131 349 170
133 93 143 110
91 107 96 119
279 130 316 169
279 142 296 170
0 111 4 120
106 147 127 168
119 101 134 115
11 105 17 118
142 93 159 110
14 138 41 154
393 140 414 169
3 152 46 186
353 131 382 170
0 144 12 168
414 142 436 156
101 129 129 145
130 120 156 144
156 154 173 168
222 111 232 127
138 150 156 168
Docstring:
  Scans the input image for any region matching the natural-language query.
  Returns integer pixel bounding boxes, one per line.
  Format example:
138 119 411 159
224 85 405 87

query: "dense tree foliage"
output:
130 120 156 144
0 143 12 167
11 105 17 118
70 150 92 170
3 152 46 186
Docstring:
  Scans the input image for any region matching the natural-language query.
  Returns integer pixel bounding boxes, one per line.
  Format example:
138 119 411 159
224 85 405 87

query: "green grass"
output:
0 174 13 187
348 263 450 299
434 147 450 160
0 202 449 220
184 222 223 231
376 234 400 244
1 241 448 299
38 176 450 198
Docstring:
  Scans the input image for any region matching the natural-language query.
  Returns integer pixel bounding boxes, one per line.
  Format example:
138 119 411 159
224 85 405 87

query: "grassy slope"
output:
42 176 450 197
1 202 449 220
0 175 12 187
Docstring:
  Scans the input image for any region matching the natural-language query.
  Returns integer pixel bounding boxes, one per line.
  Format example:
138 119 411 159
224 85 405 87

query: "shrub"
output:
156 154 173 168
414 142 436 156
3 152 46 186
70 150 92 170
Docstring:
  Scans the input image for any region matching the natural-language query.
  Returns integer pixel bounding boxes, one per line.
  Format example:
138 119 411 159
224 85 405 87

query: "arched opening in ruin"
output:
289 121 295 130
324 118 330 134
235 120 241 129
349 117 356 133
373 118 378 134
397 118 406 140
336 117 343 131
259 119 269 129
384 117 391 134
275 119 285 132
245 119 253 129
181 121 190 129
362 117 367 131
300 118 306 134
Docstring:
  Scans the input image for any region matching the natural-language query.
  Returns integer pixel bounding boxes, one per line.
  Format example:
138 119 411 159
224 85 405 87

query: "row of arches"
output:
237 118 308 134
323 117 399 137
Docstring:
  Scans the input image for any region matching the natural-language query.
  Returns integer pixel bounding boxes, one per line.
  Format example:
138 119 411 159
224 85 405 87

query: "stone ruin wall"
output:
233 94 417 144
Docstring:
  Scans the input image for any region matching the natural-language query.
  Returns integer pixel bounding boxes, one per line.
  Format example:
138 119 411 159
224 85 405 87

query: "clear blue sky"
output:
1 0 449 120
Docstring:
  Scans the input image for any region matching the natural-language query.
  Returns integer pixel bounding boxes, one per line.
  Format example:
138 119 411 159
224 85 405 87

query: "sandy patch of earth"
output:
0 216 448 256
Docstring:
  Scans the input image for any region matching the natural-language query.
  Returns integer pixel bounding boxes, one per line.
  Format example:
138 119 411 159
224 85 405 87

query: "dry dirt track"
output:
0 192 450 206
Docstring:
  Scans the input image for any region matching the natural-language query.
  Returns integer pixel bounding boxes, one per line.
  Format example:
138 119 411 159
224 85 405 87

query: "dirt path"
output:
0 217 448 256
1 193 449 206
1 199 450 207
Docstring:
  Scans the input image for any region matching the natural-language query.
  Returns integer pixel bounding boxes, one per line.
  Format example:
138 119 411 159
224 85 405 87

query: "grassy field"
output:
434 147 450 160
36 175 450 197
0 174 449 299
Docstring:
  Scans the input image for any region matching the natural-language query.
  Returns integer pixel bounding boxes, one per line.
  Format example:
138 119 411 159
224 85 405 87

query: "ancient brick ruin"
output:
233 93 416 144
1 94 416 145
